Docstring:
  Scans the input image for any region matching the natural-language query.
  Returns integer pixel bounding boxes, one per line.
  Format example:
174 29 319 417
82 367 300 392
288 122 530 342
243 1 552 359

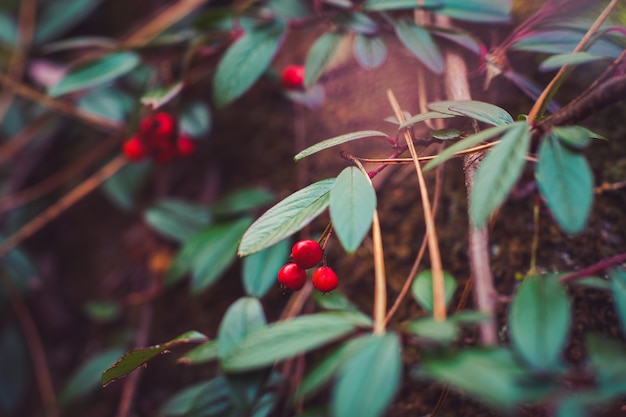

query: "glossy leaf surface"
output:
295 130 387 161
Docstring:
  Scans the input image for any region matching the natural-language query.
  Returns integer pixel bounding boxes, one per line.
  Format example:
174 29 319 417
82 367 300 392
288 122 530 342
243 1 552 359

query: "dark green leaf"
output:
101 161 151 212
536 134 593 234
363 0 441 11
586 333 626 397
295 130 387 161
102 331 207 387
140 82 183 109
332 333 401 417
160 376 231 417
238 179 335 256
180 101 212 137
423 122 515 171
509 274 570 372
330 167 377 253
84 301 121 323
34 0 104 43
213 21 286 107
61 348 126 402
470 121 530 228
221 312 370 372
399 111 455 130
570 276 611 290
428 100 513 126
210 188 275 217
267 0 312 19
178 340 218 365
305 32 344 87
431 128 461 140
450 310 492 324
394 20 443 74
77 87 133 122
610 269 626 335
0 326 28 413
218 297 267 359
436 0 511 23
48 52 141 97
405 318 458 344
144 199 211 242
540 52 605 71
242 239 290 298
551 125 592 149
411 270 457 313
353 35 387 70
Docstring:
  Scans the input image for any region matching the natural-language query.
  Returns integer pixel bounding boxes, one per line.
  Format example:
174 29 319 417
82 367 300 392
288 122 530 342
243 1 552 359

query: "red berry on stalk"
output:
280 65 305 89
122 136 145 161
312 266 338 293
291 239 323 269
176 134 196 157
278 263 307 292
138 112 176 138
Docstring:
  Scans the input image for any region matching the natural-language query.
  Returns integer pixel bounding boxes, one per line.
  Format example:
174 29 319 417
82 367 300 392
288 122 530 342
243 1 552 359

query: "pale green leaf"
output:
428 100 513 126
177 340 218 365
218 297 266 359
295 130 387 161
61 348 126 402
609 269 626 335
394 19 443 73
140 82 183 109
144 199 211 242
436 0 511 23
540 52 605 71
363 0 441 11
242 239 290 298
405 318 458 344
35 0 104 43
411 270 457 314
305 32 344 87
353 35 387 70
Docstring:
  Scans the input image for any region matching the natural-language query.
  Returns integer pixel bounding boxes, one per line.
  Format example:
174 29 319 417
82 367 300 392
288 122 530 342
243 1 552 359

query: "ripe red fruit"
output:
291 240 323 269
280 65 305 89
278 263 307 291
176 134 196 157
122 136 145 161
139 112 176 138
312 266 338 293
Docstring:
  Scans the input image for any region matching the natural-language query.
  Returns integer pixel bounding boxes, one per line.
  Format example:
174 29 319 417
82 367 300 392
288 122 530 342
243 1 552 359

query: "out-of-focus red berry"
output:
122 136 145 161
176 134 196 157
138 112 176 138
280 65 305 89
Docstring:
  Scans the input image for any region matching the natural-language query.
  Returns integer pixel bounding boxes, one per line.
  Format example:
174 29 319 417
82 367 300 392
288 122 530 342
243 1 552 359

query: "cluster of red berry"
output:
122 112 196 164
280 65 305 89
278 239 338 293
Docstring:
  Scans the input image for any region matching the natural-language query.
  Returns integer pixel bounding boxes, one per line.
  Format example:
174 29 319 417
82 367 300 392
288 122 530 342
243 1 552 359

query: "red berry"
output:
280 65 305 89
278 263 307 291
312 266 338 293
176 134 196 157
122 136 145 161
138 112 176 138
291 239 323 269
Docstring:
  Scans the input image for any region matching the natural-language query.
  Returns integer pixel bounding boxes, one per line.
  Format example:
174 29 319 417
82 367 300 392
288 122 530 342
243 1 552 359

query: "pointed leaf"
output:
144 199 211 242
141 82 183 109
332 333 401 417
405 317 458 344
363 0 441 11
436 0 511 23
539 52 605 71
238 179 335 256
48 52 140 96
353 35 387 70
428 100 513 126
61 347 126 402
470 122 530 228
586 332 626 395
218 297 267 359
102 331 207 387
551 125 595 149
431 28 481 54
242 239 290 298
177 340 218 365
295 130 387 161
399 111 455 129
609 269 626 335
536 134 593 234
509 274 570 372
34 0 104 44
160 376 231 417
305 32 344 87
394 20 443 73
411 270 457 314
221 312 370 372
330 167 377 253
213 21 286 107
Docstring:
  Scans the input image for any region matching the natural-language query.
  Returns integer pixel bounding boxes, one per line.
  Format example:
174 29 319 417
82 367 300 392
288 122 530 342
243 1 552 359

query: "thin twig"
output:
559 252 626 284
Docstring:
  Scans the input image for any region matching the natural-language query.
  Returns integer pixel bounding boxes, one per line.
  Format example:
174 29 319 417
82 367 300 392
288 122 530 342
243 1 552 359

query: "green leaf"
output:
177 340 218 365
160 377 231 417
341 12 378 35
551 125 593 149
431 28 481 54
295 130 387 161
539 52 605 71
144 199 211 242
431 128 461 140
399 111 456 130
353 35 387 70
509 274 571 372
0 326 28 413
61 347 126 402
221 312 370 372
411 270 457 314
330 167 377 253
213 21 286 107
180 101 212 138
34 0 104 43
242 239 290 298
267 0 313 19
332 333 401 417
84 301 121 323
405 317 458 344
418 348 539 410
304 32 344 87
238 179 335 256
428 100 513 126
470 121 530 228
0 13 17 46
363 0 441 11
436 0 511 23
570 276 611 290
210 188 275 217
586 333 626 397
450 310 492 324
394 20 443 74
102 331 207 387
218 297 267 359
101 161 151 212
423 122 515 171
140 82 183 109
536 134 593 234
312 290 360 312
77 87 133 122
48 52 141 97
609 269 626 335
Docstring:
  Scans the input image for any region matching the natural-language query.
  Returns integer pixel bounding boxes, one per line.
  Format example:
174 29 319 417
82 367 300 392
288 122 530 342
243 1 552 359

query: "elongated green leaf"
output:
177 340 218 365
218 297 266 359
160 377 231 417
353 35 387 70
394 20 443 74
180 101 212 138
190 217 253 292
551 126 594 149
238 179 335 256
0 13 17 46
423 122 515 171
470 122 530 228
213 21 285 107
102 331 207 387
49 52 140 96
536 134 593 234
436 0 511 23
305 32 344 87
78 87 133 122
431 28 481 54
363 0 441 11
509 274 570 372
332 333 401 417
586 332 626 396
295 130 387 161
330 167 376 253
242 239 290 298
609 269 626 335
399 111 455 129
513 30 623 58
221 312 370 372
411 270 457 314
144 199 211 242
313 290 360 312
210 188 275 217
428 100 513 126
141 82 183 109
61 348 126 402
405 318 458 344
431 128 461 140
101 161 151 212
34 0 104 44
540 52 605 71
